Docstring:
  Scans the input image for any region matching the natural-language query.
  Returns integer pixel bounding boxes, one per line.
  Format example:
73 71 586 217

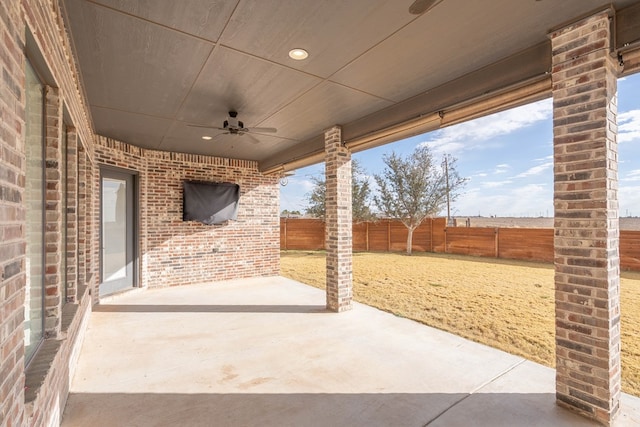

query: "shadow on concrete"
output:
61 392 601 427
93 304 329 314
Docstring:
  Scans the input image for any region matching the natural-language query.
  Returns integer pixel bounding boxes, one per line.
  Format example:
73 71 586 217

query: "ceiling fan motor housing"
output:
224 111 245 131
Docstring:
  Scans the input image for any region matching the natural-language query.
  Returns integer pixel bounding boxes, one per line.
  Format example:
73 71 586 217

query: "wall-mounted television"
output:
182 181 240 225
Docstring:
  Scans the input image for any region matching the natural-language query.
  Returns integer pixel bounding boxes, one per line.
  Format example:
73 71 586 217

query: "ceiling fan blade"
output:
188 124 226 131
408 0 443 15
247 127 277 133
211 132 228 141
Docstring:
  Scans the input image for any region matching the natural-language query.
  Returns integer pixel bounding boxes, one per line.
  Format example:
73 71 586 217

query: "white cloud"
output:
360 173 375 183
292 178 315 192
622 169 640 182
534 155 553 162
279 192 308 212
620 184 640 217
367 176 381 195
482 180 513 188
494 164 511 174
515 161 553 178
619 109 640 143
454 183 552 217
419 98 552 155
426 141 465 155
279 176 318 212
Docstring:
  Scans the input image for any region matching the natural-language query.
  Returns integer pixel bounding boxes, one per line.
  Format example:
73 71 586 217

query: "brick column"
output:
550 10 621 425
324 126 352 312
44 86 62 337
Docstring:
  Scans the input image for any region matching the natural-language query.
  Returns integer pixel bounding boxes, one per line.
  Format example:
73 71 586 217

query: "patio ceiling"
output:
61 0 640 172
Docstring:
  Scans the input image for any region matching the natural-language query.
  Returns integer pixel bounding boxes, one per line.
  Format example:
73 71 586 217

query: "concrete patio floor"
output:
62 276 640 426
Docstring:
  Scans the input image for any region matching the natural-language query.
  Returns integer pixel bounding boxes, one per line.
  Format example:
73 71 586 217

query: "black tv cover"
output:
183 181 239 225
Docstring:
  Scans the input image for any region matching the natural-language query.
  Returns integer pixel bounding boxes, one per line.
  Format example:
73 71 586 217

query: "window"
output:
24 60 45 363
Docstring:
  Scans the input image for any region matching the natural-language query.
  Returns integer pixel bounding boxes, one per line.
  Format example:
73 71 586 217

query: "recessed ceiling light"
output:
201 135 212 140
288 48 309 60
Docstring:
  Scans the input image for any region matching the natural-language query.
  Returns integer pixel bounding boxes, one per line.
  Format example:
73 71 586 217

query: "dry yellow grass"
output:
280 250 640 397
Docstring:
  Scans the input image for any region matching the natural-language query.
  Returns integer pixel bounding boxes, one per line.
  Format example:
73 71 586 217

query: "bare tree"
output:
374 146 466 255
305 159 375 223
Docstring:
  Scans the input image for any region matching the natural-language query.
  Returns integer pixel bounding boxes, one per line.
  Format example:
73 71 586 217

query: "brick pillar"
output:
324 126 352 312
44 86 62 337
550 10 621 425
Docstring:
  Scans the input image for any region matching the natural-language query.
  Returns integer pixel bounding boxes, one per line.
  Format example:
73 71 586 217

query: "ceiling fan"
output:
189 111 277 144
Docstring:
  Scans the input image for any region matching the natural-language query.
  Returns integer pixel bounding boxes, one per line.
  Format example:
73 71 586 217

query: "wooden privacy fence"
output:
280 218 640 271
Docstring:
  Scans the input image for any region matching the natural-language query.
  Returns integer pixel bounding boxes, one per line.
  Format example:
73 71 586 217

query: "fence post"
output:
495 227 499 258
444 226 447 254
283 218 287 250
322 219 326 250
387 220 391 252
366 222 370 251
429 218 433 253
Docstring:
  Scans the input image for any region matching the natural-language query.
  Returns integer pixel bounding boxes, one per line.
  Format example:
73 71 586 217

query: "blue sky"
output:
280 73 640 217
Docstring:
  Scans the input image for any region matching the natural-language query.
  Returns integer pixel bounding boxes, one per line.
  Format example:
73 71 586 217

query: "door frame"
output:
99 165 139 296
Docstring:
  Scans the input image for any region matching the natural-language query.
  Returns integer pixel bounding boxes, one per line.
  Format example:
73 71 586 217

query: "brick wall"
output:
1 0 28 424
96 137 280 288
1 0 99 425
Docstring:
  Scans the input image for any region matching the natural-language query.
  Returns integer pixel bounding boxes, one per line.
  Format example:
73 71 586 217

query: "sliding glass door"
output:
100 169 136 296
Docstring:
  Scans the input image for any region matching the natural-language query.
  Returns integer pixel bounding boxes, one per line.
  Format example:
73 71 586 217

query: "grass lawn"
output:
280 250 640 397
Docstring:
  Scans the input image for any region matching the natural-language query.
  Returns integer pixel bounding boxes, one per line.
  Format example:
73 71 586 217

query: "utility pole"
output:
445 154 453 226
